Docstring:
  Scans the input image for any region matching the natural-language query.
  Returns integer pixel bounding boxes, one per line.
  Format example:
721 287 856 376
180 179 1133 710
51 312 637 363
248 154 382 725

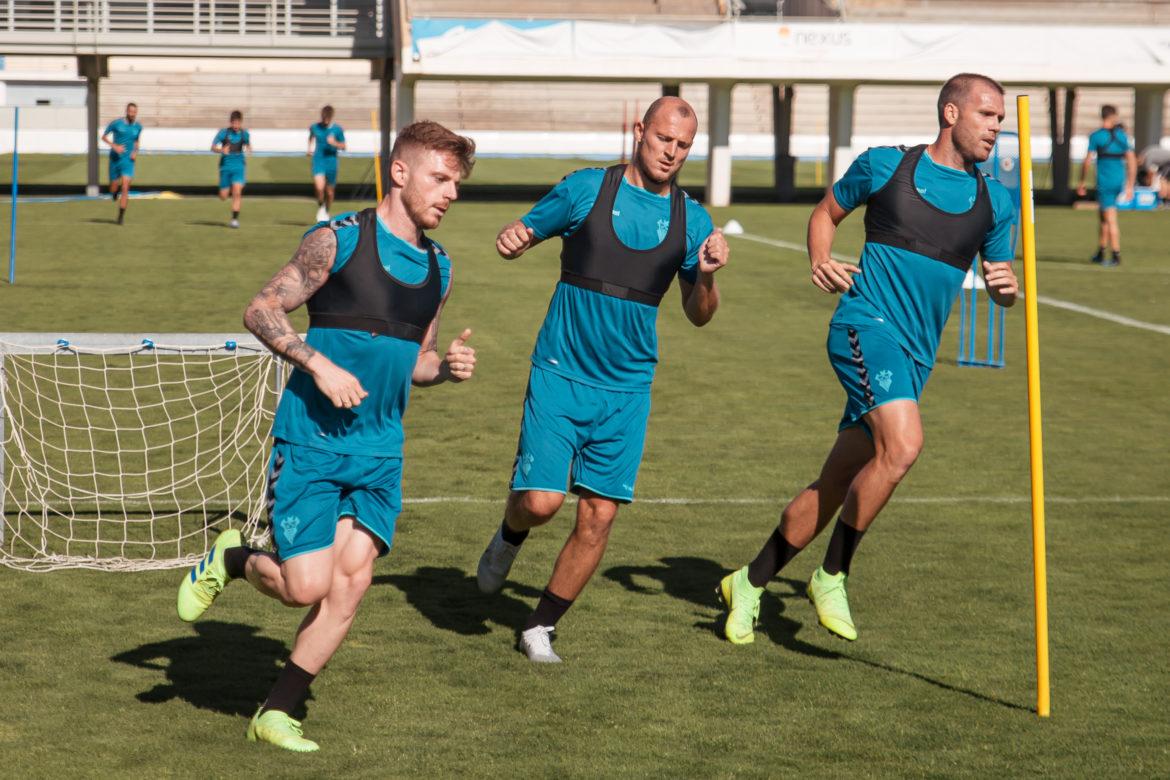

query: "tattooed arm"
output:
412 277 477 387
244 227 369 409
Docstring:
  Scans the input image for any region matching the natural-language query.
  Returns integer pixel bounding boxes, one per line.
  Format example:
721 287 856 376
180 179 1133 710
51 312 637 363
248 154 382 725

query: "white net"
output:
0 334 283 571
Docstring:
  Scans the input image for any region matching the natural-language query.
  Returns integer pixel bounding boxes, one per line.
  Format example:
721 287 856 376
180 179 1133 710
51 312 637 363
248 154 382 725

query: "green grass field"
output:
1 188 1168 776
0 153 1078 191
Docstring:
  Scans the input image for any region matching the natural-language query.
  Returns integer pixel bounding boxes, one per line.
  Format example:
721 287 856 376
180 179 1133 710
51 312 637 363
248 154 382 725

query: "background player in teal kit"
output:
212 110 252 228
718 73 1019 647
175 121 478 752
474 97 729 663
308 104 346 223
1077 104 1136 266
101 102 142 225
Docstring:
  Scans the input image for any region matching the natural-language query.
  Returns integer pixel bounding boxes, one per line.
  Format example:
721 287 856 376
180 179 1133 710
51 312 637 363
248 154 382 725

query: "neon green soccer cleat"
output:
718 566 763 645
176 528 242 622
806 566 858 641
247 707 319 753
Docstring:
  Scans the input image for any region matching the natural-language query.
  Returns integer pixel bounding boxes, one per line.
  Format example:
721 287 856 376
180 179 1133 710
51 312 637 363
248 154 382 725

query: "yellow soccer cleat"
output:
247 707 319 753
806 566 858 641
717 566 763 645
176 528 241 622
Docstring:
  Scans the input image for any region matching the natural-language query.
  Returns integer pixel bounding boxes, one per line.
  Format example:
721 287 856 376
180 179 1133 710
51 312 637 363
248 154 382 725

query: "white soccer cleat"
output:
229 218 240 229
518 625 562 663
315 206 329 223
476 526 521 594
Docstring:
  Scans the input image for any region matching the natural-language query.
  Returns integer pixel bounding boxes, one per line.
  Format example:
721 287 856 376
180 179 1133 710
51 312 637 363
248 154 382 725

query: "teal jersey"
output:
832 146 1016 368
521 168 715 391
213 128 250 170
104 118 142 160
1088 126 1133 188
309 122 345 159
270 212 452 456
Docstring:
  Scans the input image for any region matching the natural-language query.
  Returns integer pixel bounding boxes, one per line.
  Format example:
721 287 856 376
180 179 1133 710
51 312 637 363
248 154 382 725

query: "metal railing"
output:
0 0 384 39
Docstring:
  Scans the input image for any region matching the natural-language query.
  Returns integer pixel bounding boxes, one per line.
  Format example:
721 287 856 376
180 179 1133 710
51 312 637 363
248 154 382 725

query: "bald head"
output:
642 96 696 128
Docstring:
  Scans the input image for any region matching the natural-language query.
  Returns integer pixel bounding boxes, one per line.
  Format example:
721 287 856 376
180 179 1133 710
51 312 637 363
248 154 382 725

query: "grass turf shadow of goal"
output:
111 621 309 719
602 556 1033 714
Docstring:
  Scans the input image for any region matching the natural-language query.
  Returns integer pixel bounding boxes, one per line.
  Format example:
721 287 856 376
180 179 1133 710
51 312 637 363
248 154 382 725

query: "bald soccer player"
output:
474 97 730 663
718 73 1019 646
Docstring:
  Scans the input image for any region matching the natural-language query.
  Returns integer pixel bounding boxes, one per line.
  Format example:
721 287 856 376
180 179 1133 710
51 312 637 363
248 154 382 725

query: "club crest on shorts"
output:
520 453 535 477
280 515 301 542
876 369 894 392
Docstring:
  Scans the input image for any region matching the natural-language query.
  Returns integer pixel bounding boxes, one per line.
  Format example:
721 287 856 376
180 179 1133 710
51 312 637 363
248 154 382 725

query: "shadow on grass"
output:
603 556 1033 714
374 566 543 637
185 220 232 229
85 217 119 225
111 621 306 719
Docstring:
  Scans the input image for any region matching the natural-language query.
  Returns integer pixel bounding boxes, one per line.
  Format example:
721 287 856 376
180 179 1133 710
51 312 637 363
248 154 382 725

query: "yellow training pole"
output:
371 109 384 203
1017 94 1051 718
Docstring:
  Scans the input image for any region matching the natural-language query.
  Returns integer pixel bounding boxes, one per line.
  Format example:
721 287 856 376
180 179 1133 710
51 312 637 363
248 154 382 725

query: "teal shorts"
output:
109 157 135 181
312 157 338 186
510 367 651 503
219 167 246 190
827 323 931 434
265 440 402 561
1098 184 1123 210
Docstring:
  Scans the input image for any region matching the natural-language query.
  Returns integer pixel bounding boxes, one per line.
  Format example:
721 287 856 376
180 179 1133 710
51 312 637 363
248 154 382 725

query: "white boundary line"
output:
731 232 1170 336
402 495 1170 505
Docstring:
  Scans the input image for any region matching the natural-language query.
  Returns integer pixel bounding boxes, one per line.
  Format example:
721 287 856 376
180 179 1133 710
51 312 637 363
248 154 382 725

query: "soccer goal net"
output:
0 334 284 572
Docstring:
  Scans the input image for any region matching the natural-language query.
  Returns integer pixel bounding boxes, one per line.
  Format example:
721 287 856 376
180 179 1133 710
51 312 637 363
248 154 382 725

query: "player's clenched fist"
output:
698 228 730 274
496 220 537 259
444 328 477 382
309 356 368 409
811 257 861 294
982 260 1018 306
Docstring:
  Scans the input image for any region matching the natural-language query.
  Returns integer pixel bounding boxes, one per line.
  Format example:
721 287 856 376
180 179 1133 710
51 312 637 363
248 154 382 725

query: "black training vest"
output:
559 164 688 307
863 145 993 272
223 130 246 153
1096 126 1129 159
307 209 442 343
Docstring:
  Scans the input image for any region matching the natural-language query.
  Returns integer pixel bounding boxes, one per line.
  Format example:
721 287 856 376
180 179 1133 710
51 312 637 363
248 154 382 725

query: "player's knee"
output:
284 573 331 607
573 510 615 548
878 437 922 481
519 491 563 523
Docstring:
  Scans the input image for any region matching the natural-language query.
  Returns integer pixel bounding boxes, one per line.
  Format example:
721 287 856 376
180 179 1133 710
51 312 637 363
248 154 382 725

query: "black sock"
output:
223 545 253 580
117 207 125 224
500 518 528 547
261 660 315 715
524 588 573 631
822 519 865 576
747 528 804 588
1112 250 1121 262
317 199 324 207
232 210 239 220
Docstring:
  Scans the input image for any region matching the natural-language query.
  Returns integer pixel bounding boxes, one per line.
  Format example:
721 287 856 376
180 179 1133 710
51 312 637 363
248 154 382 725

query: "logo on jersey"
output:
876 370 894 392
656 218 670 242
280 515 301 542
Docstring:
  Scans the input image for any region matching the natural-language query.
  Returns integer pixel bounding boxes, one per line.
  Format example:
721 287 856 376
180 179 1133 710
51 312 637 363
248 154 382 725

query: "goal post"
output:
0 333 285 571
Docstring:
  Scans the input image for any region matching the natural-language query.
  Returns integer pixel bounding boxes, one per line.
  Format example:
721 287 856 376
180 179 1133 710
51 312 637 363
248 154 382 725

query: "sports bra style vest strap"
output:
1096 126 1129 159
862 145 994 272
307 208 442 343
559 164 688 307
224 131 245 153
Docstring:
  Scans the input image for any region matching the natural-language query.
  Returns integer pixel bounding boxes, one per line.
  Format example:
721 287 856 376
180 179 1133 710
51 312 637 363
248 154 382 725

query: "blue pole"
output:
8 106 16 285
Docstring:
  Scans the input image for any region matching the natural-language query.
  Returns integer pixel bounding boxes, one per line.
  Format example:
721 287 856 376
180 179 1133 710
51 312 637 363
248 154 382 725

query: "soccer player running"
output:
474 97 729 663
718 73 1018 646
1077 104 1136 267
176 121 478 752
308 105 347 223
102 102 142 225
212 110 252 228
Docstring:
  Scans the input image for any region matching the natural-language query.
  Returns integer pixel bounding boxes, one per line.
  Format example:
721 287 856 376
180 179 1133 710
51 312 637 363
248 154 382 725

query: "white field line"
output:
402 495 1170 506
732 232 1170 336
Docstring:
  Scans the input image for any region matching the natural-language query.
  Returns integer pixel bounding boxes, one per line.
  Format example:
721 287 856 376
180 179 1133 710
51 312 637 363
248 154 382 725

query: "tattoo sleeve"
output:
243 227 337 370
